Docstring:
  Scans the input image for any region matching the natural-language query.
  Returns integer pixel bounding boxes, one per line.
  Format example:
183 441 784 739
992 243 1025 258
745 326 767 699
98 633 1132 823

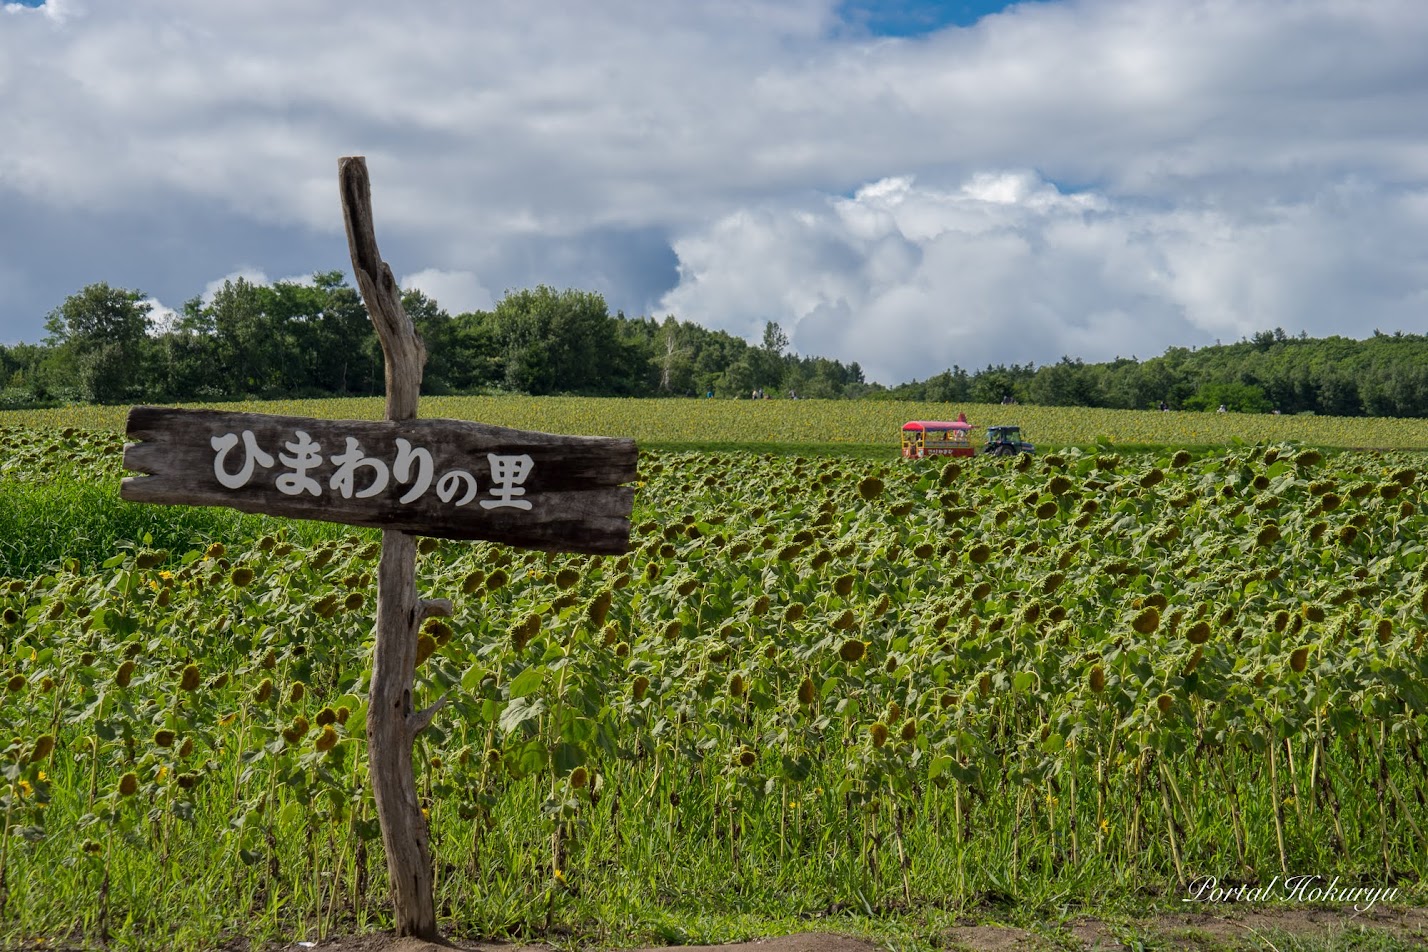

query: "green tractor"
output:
983 425 1035 457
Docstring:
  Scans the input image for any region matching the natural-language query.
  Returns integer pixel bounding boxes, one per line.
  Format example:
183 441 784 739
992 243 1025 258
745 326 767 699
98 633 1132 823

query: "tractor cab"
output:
983 425 1035 456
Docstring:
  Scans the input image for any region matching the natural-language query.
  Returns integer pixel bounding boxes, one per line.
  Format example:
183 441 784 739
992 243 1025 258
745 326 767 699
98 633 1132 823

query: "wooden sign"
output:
121 405 637 554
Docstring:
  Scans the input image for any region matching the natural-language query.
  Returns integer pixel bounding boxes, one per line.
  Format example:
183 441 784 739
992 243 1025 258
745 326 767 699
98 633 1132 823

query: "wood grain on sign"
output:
121 406 638 554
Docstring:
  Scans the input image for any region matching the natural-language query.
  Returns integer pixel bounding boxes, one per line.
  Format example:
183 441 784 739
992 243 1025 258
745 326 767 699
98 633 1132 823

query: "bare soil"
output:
275 906 1428 952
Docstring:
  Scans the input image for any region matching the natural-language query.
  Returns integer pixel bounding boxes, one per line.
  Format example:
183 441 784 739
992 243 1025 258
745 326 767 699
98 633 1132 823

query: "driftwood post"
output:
119 157 637 941
339 155 445 939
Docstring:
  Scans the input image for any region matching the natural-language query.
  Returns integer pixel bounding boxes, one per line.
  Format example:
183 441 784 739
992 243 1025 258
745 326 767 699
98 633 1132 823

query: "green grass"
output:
0 477 366 577
4 396 1428 451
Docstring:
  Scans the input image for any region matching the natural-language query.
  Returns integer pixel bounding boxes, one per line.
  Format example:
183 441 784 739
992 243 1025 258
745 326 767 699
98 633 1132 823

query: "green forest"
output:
5 275 1428 417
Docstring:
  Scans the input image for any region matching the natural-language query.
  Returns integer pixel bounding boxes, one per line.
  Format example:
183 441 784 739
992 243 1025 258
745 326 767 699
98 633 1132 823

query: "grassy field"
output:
2 395 1427 453
0 402 1424 950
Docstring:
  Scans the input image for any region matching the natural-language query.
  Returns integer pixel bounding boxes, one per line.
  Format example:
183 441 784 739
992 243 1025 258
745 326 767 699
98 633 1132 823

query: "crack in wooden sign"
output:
121 405 638 554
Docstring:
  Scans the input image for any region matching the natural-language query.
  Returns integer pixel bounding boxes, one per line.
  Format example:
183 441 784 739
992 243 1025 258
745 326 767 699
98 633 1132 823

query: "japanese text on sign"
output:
211 429 535 510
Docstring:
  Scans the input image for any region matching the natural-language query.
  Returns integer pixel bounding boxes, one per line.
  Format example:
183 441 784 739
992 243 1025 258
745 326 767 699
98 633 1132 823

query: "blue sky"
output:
1 0 1425 385
839 0 1043 33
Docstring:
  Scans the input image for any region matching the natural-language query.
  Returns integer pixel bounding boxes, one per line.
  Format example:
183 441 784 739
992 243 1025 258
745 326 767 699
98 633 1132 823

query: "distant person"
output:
1217 404 1227 414
1159 401 1169 412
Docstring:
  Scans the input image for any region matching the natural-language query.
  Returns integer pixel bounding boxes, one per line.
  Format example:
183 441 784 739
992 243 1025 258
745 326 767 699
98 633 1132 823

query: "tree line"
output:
883 327 1428 417
4 278 1426 417
0 276 865 407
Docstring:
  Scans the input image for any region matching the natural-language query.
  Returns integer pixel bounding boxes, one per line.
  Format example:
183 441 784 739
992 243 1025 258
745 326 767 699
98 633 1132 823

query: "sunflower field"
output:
0 416 1424 947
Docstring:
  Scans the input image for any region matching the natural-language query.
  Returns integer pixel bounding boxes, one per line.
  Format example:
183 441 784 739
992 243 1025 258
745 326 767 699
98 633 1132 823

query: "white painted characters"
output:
209 429 534 510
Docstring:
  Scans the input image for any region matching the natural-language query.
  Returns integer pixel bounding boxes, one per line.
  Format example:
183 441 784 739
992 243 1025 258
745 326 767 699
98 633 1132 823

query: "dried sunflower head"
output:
281 716 310 745
30 734 55 762
838 639 867 663
179 664 201 692
797 676 816 706
1185 621 1211 645
1131 607 1160 635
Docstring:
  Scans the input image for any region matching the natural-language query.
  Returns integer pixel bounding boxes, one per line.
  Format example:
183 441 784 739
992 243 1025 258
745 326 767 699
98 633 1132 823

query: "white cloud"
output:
2 0 78 24
201 269 270 305
399 268 493 315
0 0 1424 381
140 296 178 334
661 172 1428 383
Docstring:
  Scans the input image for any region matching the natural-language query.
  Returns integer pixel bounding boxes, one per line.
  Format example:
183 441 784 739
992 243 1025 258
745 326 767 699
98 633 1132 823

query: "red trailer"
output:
901 419 975 459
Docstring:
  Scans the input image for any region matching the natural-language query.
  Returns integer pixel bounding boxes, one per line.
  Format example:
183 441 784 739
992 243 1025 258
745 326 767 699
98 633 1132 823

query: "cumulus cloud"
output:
201 269 272 305
0 0 1425 378
2 0 77 24
140 297 179 334
400 268 493 315
662 171 1428 383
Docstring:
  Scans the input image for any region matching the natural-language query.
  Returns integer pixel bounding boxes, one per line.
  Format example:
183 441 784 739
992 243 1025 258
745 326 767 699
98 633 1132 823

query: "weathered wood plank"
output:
121 406 637 554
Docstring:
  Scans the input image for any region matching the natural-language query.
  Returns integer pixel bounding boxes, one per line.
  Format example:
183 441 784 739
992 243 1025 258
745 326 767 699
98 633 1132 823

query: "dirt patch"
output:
275 908 1428 952
275 937 527 952
1063 919 1127 951
1151 905 1428 947
276 934 885 952
942 925 1042 950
